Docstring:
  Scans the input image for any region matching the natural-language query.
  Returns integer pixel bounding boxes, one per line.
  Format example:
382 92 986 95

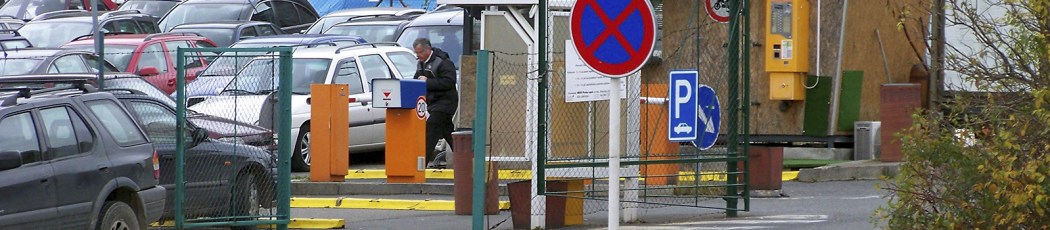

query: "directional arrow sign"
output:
693 85 721 150
668 70 698 142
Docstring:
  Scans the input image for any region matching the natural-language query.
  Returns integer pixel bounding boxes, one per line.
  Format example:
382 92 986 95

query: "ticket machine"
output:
372 78 427 183
766 0 811 100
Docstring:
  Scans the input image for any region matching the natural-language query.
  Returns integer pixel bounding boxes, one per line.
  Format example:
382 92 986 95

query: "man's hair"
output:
413 38 432 49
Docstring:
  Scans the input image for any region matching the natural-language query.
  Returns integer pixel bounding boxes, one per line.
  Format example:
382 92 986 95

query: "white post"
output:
608 77 622 229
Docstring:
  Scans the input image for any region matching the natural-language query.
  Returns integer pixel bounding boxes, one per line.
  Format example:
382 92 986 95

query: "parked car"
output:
111 88 276 220
16 9 158 48
158 0 318 34
302 7 423 35
323 14 419 43
396 7 480 68
0 76 164 229
0 30 31 49
184 34 367 106
0 48 120 76
0 0 118 21
0 15 25 29
191 43 419 171
62 32 219 94
116 0 181 20
168 21 282 48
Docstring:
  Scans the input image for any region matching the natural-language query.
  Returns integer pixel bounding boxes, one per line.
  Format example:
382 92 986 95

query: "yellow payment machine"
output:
766 0 810 100
372 78 427 183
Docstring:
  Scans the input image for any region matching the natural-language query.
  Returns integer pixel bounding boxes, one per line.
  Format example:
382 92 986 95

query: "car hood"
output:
190 95 271 127
188 112 269 138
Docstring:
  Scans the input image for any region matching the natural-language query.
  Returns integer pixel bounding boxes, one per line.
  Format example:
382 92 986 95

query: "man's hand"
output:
418 76 427 81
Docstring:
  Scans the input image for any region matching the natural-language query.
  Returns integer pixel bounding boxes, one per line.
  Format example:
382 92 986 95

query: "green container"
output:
803 71 864 136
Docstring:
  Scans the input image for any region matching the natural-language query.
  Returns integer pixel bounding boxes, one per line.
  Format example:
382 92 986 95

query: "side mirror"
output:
0 150 22 171
299 29 306 34
192 127 209 143
138 66 160 76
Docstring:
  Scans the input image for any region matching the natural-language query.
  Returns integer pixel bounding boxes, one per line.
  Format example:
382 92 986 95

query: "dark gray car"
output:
0 77 165 229
158 0 318 34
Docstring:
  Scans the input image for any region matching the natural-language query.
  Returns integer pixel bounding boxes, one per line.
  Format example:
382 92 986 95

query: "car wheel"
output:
230 173 261 230
96 201 142 230
292 125 311 172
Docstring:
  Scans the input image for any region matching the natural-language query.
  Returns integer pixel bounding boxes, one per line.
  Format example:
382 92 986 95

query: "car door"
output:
0 111 57 229
122 99 227 214
41 106 109 228
133 43 176 93
356 53 399 146
329 57 372 148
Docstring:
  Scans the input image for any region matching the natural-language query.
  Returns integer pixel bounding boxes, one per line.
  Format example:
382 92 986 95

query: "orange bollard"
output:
385 108 426 183
309 84 349 182
641 83 681 185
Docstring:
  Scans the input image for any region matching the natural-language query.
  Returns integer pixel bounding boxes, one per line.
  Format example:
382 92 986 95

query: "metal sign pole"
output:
91 0 104 86
607 77 621 229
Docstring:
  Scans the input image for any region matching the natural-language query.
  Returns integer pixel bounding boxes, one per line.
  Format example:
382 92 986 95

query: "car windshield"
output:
396 26 463 68
0 0 67 20
223 58 330 95
304 16 354 34
64 44 138 71
18 21 92 48
173 28 235 47
0 58 43 76
118 1 179 18
198 43 292 77
159 3 250 31
325 24 398 43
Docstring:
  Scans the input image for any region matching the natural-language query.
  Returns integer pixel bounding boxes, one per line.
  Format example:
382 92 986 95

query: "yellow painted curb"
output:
291 197 511 211
150 218 345 229
345 169 798 181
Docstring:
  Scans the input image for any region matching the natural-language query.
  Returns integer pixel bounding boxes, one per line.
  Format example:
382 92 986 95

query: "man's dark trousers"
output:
426 111 455 162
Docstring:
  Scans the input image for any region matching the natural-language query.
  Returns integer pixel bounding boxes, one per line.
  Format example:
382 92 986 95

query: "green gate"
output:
174 47 293 229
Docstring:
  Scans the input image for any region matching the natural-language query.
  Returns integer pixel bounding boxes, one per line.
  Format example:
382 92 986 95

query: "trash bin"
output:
452 130 499 215
745 146 783 190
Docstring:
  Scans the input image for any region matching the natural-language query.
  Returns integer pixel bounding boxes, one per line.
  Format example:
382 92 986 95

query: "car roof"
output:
405 8 464 27
27 10 152 23
64 33 206 46
291 43 411 59
0 48 67 58
237 34 366 45
322 7 425 18
172 20 270 29
335 15 417 25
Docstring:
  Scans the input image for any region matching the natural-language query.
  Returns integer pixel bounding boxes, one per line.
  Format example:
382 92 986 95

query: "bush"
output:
875 90 1050 228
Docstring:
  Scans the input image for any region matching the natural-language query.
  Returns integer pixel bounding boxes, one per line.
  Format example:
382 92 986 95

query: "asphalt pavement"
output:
287 180 888 230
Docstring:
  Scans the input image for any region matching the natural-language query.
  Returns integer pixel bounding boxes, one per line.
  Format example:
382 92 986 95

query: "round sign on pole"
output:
570 0 657 78
705 0 731 23
693 85 721 150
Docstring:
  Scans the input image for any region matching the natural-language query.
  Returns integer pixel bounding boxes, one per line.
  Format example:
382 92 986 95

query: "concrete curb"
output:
796 160 901 182
292 181 510 196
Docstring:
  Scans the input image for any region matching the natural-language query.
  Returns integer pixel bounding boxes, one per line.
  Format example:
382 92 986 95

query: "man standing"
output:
413 38 458 168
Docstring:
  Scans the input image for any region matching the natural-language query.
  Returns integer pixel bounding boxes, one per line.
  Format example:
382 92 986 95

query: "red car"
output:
63 32 219 94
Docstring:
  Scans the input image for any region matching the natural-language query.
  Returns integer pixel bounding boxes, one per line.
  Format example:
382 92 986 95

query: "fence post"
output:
472 50 491 230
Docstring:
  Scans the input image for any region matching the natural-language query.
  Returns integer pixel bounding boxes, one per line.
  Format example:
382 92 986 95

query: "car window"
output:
85 100 148 146
48 55 90 74
137 43 169 73
0 58 44 76
358 54 393 83
194 40 220 62
271 1 301 27
251 2 276 24
240 26 258 39
83 54 121 73
0 112 41 164
387 51 417 79
165 41 204 68
91 0 107 10
0 40 32 49
294 3 317 25
69 0 86 10
332 59 364 94
40 107 93 158
103 19 142 34
256 25 278 36
138 21 159 34
124 101 178 143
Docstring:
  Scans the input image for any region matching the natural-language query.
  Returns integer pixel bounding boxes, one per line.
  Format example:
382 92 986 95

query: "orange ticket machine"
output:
372 78 427 183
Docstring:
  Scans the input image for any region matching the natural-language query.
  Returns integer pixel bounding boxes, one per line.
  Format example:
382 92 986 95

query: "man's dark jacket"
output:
415 48 458 115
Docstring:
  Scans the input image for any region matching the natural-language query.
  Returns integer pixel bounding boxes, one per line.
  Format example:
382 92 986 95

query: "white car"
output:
673 123 693 134
190 43 419 171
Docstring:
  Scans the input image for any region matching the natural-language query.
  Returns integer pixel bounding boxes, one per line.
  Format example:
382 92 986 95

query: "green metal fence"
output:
473 0 752 228
174 47 293 229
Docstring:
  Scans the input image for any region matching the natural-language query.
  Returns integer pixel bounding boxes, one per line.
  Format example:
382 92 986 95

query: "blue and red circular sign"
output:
570 0 657 78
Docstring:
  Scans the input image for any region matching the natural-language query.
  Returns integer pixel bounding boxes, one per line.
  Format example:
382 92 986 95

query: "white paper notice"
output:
564 40 631 103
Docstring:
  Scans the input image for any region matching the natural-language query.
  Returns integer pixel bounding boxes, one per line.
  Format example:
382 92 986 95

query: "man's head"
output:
413 38 433 62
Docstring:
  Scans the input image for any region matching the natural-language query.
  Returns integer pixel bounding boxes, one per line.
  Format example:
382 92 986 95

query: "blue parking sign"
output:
693 85 721 150
668 70 698 142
